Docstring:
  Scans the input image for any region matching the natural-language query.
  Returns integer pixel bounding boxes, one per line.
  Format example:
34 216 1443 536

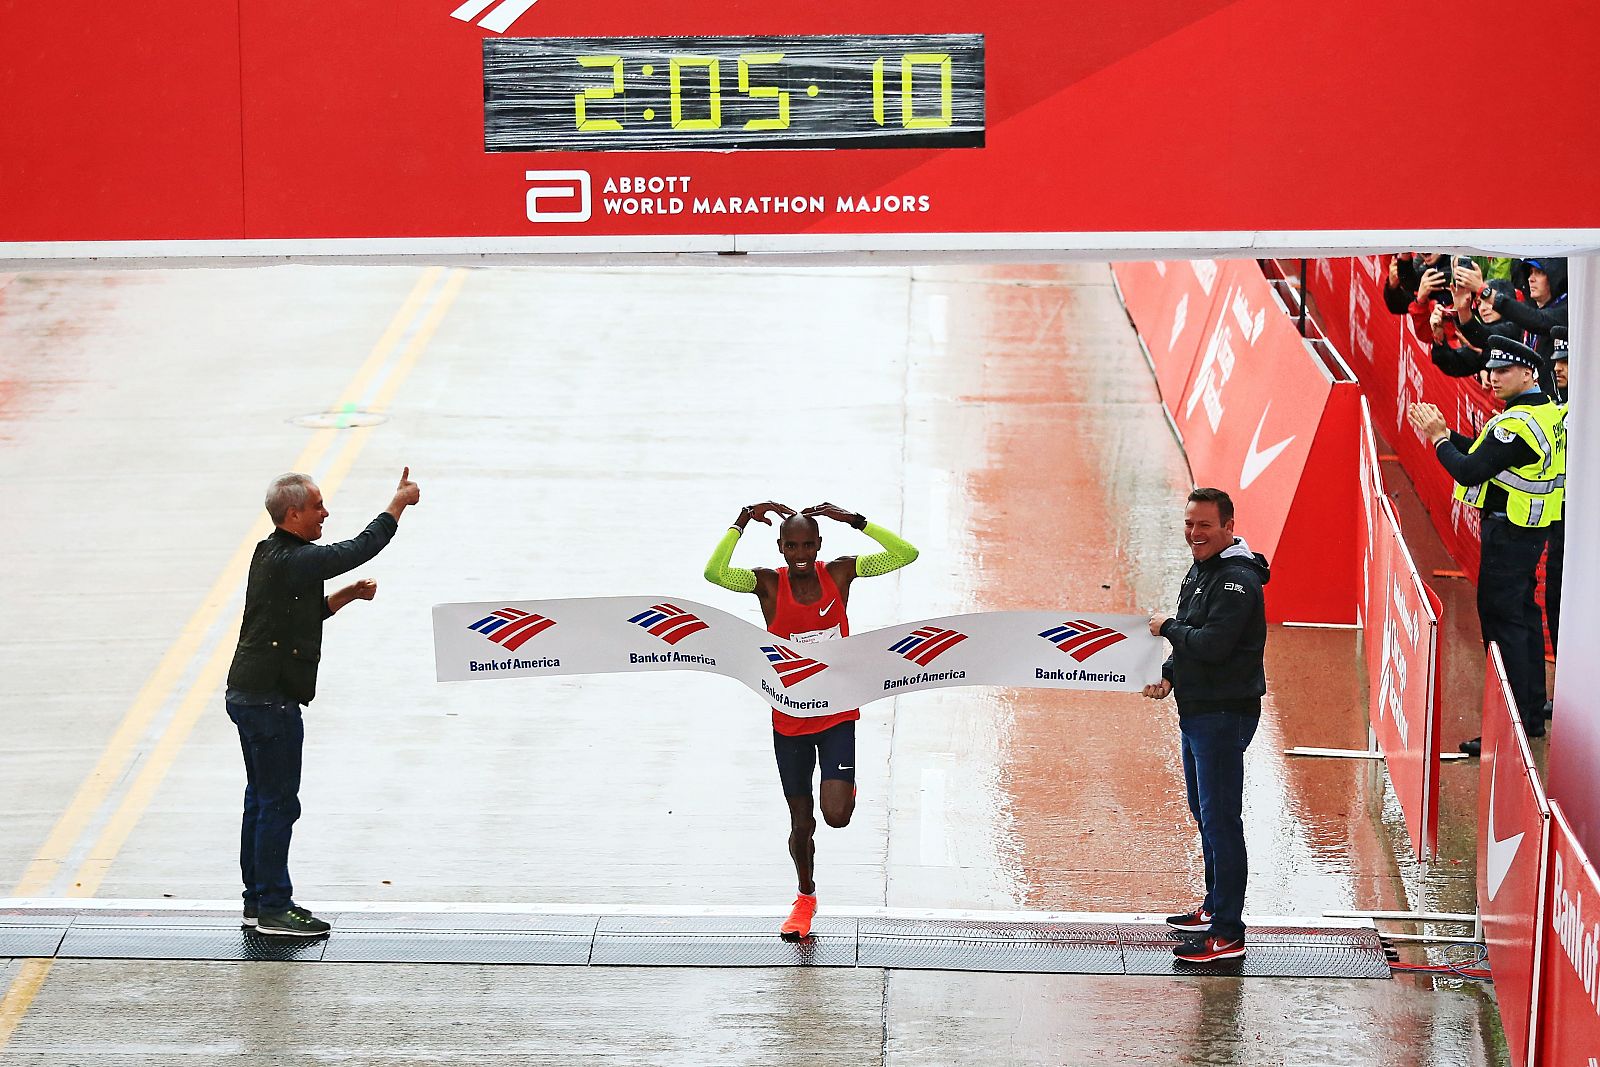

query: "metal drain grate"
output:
590 915 857 968
0 909 1393 979
324 913 597 966
858 919 1123 974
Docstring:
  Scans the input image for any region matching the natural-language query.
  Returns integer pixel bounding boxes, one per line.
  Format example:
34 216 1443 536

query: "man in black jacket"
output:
225 467 420 936
1143 487 1270 964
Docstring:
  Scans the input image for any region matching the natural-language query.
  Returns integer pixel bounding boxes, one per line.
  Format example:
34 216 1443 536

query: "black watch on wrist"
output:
851 514 867 530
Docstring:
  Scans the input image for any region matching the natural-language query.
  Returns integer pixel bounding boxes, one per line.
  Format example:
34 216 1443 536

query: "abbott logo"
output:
525 170 591 223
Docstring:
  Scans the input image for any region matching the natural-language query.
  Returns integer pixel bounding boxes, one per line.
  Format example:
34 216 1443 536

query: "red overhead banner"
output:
3 2 1600 255
1479 644 1551 1067
1538 801 1600 1066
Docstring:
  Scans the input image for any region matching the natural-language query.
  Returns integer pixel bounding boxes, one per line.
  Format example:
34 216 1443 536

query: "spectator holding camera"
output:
1432 278 1521 378
1454 257 1568 359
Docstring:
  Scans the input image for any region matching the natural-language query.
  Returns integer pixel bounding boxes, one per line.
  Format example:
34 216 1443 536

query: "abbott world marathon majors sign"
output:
432 598 1163 712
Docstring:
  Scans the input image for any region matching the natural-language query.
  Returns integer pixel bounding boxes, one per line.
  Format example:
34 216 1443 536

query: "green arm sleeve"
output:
704 526 758 593
855 521 920 577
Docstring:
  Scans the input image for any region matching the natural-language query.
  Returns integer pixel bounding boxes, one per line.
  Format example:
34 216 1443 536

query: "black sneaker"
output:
1174 935 1245 963
242 903 259 929
1459 737 1482 757
255 906 331 938
1165 907 1213 933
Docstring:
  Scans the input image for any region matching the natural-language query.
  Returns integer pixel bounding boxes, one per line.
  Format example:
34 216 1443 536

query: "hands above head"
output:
1142 679 1172 700
1453 261 1484 295
388 466 420 519
801 502 866 528
737 501 794 529
1406 402 1449 444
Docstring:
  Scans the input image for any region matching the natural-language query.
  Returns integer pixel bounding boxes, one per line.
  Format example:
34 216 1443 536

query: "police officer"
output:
1407 336 1564 755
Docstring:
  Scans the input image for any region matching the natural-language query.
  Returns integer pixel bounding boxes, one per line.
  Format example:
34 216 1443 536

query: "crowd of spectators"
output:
1387 252 1570 753
1383 252 1569 394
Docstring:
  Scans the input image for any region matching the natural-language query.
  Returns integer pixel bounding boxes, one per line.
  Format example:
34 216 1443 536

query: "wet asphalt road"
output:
0 264 1503 1064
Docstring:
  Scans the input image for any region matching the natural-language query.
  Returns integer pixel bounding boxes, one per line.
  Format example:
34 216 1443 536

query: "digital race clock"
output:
484 35 985 152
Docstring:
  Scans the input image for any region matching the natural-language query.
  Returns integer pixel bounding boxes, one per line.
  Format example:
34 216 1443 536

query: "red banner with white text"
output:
1538 801 1600 1066
1113 260 1223 408
1117 260 1361 624
1364 489 1441 861
1479 643 1551 1067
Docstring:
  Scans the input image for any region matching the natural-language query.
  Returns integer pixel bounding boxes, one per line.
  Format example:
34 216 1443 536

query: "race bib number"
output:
790 624 843 644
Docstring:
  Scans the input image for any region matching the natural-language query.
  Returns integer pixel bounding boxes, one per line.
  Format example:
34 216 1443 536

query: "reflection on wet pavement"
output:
0 262 1503 1065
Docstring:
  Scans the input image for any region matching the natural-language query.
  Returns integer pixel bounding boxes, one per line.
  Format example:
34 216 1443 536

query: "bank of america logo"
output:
627 603 710 646
468 608 555 651
1038 620 1127 661
762 645 829 687
449 0 539 33
889 626 969 666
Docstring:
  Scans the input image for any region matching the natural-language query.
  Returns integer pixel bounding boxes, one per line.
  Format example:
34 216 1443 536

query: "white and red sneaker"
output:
1173 935 1245 963
1165 907 1213 933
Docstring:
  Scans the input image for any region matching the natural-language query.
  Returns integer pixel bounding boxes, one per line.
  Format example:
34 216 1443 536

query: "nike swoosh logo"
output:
1485 748 1524 902
838 765 852 770
1240 403 1296 489
817 600 836 616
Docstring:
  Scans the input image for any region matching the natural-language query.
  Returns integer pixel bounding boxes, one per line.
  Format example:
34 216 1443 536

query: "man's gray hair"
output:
265 473 316 525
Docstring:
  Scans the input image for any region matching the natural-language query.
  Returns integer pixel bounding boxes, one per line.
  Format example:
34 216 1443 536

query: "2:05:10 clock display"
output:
484 34 985 152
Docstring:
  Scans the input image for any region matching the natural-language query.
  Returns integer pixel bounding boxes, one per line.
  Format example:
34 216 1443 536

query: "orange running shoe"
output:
780 893 818 942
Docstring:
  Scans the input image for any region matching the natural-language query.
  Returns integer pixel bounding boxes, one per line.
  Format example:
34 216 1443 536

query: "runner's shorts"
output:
772 720 856 797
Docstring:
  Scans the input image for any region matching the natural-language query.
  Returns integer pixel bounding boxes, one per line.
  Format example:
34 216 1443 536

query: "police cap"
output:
1483 334 1544 372
1551 325 1569 363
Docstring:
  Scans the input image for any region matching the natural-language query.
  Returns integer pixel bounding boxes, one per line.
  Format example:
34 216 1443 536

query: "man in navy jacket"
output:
1144 487 1270 964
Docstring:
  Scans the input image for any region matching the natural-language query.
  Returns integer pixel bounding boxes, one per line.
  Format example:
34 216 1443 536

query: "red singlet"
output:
769 563 860 736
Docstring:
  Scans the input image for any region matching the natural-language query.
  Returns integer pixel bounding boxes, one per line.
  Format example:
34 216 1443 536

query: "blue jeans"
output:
225 696 304 911
1180 711 1259 942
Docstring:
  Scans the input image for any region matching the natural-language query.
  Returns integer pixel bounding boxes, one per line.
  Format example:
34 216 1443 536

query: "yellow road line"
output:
74 268 468 898
0 267 465 1052
0 963 50 1046
11 267 442 900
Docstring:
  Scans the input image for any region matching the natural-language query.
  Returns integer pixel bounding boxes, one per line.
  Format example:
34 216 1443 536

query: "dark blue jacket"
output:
1160 538 1270 715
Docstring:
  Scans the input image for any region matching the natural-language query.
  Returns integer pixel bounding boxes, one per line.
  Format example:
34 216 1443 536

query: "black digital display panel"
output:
484 35 984 152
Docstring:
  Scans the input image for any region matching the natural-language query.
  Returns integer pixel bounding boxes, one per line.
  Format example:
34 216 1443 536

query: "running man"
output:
705 501 918 940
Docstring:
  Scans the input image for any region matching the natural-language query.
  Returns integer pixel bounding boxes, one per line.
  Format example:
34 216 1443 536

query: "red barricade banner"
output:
1479 643 1551 1067
1539 801 1600 1065
1112 260 1223 413
1167 262 1359 624
1366 496 1441 860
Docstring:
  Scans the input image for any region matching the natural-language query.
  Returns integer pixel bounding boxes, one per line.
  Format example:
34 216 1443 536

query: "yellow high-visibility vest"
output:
1452 400 1565 528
